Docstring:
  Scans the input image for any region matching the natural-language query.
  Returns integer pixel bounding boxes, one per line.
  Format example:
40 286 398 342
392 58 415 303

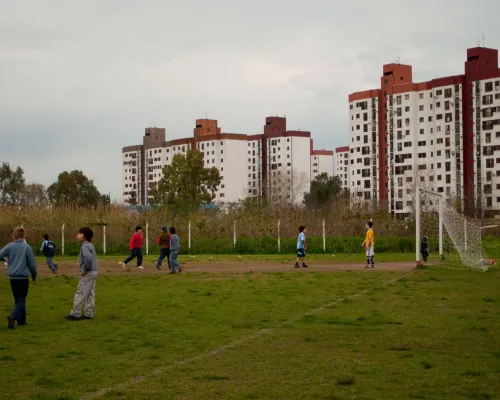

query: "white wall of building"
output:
335 149 349 189
349 97 379 204
122 149 141 204
311 153 334 180
220 139 248 203
476 78 500 214
245 139 263 198
387 85 463 214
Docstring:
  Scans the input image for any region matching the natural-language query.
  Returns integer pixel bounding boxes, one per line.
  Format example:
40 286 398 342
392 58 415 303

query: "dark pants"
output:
46 256 58 273
10 279 29 324
156 248 171 269
124 248 143 267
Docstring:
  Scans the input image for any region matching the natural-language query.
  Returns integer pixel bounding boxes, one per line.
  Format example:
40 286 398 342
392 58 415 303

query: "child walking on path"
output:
156 226 171 270
168 227 182 274
294 225 309 269
121 225 144 270
362 221 375 268
0 227 37 329
40 234 58 274
65 227 98 321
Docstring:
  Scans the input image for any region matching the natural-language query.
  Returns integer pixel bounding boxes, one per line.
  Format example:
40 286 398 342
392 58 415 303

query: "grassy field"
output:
1 264 499 399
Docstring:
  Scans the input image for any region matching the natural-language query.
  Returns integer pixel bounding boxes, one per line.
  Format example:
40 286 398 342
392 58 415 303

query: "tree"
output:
19 183 47 206
0 162 25 205
149 148 221 208
47 170 103 207
303 173 343 209
128 191 138 206
100 193 111 205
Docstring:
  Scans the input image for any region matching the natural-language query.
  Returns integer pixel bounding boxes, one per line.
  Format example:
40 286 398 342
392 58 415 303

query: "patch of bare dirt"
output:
32 260 416 277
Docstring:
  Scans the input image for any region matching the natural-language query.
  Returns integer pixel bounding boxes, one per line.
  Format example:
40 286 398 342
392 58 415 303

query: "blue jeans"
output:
123 248 143 267
10 279 29 324
156 248 171 269
46 256 58 273
169 251 181 272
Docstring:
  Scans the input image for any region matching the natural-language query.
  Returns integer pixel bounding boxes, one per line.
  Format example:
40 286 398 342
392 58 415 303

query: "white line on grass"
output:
81 270 415 400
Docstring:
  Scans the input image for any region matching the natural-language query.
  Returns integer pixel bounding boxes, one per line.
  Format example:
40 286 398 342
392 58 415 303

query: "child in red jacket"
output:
120 225 144 271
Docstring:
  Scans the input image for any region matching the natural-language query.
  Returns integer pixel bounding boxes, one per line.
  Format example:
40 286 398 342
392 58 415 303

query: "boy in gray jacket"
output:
65 227 99 321
0 227 37 329
168 226 183 274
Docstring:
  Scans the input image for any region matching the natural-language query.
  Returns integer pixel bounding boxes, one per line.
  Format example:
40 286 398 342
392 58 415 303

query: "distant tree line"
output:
0 162 109 207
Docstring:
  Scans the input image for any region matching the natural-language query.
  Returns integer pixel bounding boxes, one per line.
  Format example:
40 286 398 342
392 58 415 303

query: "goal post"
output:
415 186 488 271
416 187 445 266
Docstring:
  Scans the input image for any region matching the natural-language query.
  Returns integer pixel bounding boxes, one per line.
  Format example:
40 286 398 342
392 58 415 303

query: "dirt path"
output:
31 260 416 277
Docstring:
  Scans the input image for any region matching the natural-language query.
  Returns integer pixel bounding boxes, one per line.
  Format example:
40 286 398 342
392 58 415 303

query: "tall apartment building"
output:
335 146 349 188
122 116 333 206
348 46 500 216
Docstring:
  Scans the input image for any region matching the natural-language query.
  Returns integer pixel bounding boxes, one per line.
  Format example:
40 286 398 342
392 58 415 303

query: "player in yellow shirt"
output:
361 221 375 269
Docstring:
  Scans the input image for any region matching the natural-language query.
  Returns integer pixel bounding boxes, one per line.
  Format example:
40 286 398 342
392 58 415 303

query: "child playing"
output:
121 225 144 270
40 234 58 274
420 236 429 263
156 226 171 270
0 227 37 329
65 227 98 321
362 221 375 268
294 225 309 269
168 226 182 274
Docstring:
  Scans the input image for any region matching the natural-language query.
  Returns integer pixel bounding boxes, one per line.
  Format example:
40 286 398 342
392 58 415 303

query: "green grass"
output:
1 267 499 399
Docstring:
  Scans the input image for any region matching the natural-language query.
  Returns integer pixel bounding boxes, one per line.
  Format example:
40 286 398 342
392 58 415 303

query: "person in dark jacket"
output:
40 233 58 274
156 226 171 270
0 227 37 329
120 225 144 271
421 236 429 263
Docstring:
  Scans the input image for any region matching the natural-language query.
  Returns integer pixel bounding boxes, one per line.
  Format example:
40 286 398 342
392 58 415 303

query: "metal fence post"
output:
61 223 65 256
146 222 149 255
277 219 281 252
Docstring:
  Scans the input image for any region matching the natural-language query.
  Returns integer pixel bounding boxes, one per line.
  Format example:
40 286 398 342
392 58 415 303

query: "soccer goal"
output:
415 187 490 271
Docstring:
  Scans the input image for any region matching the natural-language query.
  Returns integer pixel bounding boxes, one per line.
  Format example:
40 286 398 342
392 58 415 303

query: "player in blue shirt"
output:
294 225 308 269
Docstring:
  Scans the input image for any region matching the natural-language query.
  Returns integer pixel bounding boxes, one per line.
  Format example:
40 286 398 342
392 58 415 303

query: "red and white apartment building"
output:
342 46 500 216
122 117 334 206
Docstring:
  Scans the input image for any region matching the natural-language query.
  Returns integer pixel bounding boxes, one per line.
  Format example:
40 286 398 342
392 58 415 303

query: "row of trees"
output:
0 162 109 207
146 148 348 210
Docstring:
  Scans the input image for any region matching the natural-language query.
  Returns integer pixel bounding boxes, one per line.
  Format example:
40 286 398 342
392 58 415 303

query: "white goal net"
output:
416 188 488 271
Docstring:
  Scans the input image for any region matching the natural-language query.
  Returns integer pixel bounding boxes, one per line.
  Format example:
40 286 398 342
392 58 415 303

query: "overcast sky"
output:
1 0 499 200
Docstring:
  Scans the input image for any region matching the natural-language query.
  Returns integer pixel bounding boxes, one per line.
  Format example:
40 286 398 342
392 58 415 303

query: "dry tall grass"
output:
0 201 413 253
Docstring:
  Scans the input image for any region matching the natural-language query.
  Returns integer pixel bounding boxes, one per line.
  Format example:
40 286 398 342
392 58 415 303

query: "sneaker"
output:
364 265 370 269
178 266 183 273
302 264 309 268
119 262 127 269
7 316 15 330
156 265 162 270
294 264 301 268
137 266 144 271
64 314 81 321
371 265 375 269
82 316 93 320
